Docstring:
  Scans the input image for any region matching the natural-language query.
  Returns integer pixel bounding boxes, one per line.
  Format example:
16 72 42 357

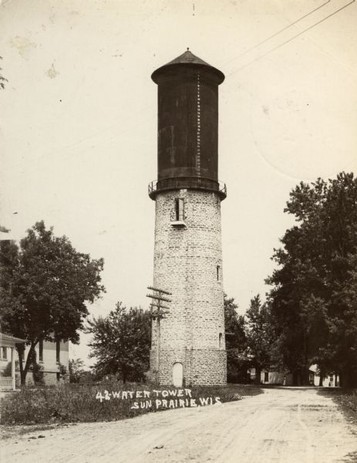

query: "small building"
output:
0 333 26 390
24 339 70 386
0 333 69 387
310 364 339 387
259 369 294 386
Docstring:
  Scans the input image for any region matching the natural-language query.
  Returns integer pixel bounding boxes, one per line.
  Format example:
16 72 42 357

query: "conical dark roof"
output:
165 49 210 66
152 49 224 84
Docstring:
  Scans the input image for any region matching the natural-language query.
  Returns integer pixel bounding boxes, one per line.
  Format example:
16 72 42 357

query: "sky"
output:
1 0 356 365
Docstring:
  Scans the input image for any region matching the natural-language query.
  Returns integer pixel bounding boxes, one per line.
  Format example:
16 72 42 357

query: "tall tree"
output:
86 303 151 383
0 221 105 384
245 295 274 384
267 172 357 386
224 295 248 383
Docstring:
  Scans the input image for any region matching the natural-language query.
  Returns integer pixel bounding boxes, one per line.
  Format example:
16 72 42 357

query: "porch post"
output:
11 347 15 390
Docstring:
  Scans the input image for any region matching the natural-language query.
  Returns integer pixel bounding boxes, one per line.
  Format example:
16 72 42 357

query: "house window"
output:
264 372 269 383
1 347 7 360
39 340 43 362
175 198 184 222
56 341 60 363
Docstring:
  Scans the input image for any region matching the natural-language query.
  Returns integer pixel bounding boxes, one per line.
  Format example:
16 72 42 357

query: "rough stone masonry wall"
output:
151 189 227 386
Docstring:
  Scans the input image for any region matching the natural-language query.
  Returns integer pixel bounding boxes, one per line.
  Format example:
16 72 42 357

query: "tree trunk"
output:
319 372 324 387
19 343 36 385
292 371 299 386
340 368 355 388
255 367 261 385
16 344 25 385
301 367 310 386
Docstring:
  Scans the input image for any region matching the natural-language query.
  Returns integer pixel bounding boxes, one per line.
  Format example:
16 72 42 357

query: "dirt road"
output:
1 387 356 463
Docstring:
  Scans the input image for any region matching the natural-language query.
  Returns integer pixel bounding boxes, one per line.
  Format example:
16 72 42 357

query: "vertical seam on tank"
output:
196 72 201 175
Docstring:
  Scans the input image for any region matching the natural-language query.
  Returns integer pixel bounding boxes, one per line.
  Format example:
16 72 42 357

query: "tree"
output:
267 172 357 386
0 56 8 89
224 295 249 383
69 358 86 383
245 295 275 384
86 303 151 383
0 221 105 384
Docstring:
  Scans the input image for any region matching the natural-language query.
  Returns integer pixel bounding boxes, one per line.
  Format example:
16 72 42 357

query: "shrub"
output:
2 362 12 377
32 362 44 385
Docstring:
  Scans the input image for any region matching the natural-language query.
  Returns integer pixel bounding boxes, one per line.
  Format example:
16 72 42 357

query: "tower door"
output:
172 362 183 387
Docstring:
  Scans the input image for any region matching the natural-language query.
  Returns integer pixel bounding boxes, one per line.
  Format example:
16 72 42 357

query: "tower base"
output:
150 348 227 386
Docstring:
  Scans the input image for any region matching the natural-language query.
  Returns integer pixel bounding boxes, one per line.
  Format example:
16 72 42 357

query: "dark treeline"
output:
227 172 357 388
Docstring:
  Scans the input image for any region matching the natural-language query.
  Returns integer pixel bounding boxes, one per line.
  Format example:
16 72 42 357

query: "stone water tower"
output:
148 49 227 386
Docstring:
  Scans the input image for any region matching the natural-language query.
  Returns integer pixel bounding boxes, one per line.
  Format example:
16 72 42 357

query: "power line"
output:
226 0 331 64
230 0 356 75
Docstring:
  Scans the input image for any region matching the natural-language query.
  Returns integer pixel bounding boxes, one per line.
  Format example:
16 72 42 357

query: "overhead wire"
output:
225 0 332 64
229 0 356 74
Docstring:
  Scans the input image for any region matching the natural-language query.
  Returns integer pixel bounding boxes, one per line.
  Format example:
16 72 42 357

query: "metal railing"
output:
148 177 227 199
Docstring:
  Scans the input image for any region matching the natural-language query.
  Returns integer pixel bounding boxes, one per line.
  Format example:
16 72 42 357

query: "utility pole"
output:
146 286 171 384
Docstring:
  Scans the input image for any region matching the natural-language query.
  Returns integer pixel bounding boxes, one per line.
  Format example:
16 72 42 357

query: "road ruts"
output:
1 388 356 463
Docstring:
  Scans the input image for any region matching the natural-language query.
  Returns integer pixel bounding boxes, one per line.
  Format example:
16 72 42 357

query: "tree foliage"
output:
86 303 151 383
267 172 357 386
69 358 86 383
245 295 275 384
0 221 105 384
224 295 249 383
0 56 8 89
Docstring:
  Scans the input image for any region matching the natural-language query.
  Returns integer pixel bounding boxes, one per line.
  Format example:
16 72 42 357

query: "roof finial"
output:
187 47 190 51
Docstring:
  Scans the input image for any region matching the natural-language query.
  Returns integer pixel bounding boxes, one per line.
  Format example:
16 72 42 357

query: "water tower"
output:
148 49 227 386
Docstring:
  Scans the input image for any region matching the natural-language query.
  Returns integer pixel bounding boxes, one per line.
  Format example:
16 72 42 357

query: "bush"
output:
0 382 262 425
2 362 12 377
32 363 44 385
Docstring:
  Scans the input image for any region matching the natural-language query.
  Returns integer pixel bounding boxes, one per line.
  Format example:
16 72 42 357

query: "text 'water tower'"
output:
148 49 227 386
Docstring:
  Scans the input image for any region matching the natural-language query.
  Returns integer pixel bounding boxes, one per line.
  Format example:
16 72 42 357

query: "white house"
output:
0 333 26 390
0 332 69 388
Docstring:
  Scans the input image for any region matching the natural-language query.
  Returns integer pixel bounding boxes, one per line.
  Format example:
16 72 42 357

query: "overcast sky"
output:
1 0 356 364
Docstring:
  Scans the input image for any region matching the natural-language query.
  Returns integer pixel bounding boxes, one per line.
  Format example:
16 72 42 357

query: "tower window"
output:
219 333 223 348
175 198 185 222
217 265 221 281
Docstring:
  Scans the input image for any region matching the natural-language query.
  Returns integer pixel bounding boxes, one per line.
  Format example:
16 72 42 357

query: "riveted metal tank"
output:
149 49 226 200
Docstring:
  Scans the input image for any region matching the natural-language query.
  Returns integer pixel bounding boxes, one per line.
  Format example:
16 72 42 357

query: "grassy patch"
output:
318 388 357 426
0 382 261 426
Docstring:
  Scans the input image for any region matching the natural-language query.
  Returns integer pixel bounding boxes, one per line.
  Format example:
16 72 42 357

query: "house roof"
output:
0 332 26 347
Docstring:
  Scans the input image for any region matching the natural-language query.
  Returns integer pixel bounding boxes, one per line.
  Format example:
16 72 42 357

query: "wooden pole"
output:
146 287 171 384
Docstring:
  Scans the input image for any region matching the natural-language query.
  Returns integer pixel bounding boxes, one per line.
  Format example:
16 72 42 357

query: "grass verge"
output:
318 387 357 426
0 382 262 428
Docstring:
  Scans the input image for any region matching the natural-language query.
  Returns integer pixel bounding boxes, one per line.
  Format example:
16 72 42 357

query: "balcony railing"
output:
148 177 227 200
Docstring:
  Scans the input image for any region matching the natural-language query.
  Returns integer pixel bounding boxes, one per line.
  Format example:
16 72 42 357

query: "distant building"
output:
249 366 339 387
309 364 340 387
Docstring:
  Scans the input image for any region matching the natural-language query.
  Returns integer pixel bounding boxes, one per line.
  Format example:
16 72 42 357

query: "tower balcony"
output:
148 177 227 200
